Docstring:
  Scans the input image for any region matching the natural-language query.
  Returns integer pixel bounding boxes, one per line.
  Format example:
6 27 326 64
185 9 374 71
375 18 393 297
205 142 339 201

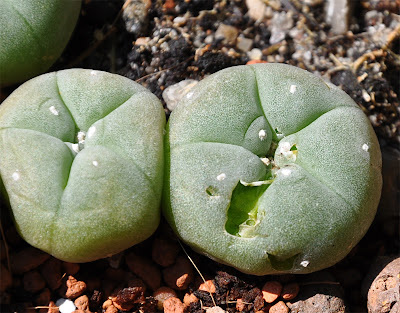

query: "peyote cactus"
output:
0 69 165 262
0 0 81 86
163 63 382 275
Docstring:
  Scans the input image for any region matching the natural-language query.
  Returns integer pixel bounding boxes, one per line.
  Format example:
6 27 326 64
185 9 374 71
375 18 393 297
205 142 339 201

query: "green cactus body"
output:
0 0 81 86
0 69 166 262
163 63 382 275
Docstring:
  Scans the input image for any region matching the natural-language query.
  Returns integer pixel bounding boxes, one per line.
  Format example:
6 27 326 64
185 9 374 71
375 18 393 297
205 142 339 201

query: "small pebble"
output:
35 288 51 307
0 264 12 292
102 299 113 310
281 282 300 300
135 37 150 46
163 256 194 290
247 48 263 60
153 286 177 310
198 280 216 293
105 305 119 313
163 297 184 313
162 79 198 111
23 270 46 293
55 298 76 313
10 247 50 274
126 252 161 291
236 298 245 311
40 258 63 290
47 300 59 313
173 16 187 26
269 301 289 313
205 306 226 313
246 0 267 21
152 238 180 267
236 37 253 52
65 276 87 299
74 295 89 311
62 262 80 276
269 11 294 44
215 24 239 45
262 281 283 303
183 293 198 307
246 60 267 65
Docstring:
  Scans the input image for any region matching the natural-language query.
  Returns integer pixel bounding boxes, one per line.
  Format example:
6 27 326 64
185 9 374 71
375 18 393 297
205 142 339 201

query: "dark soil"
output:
1 0 399 313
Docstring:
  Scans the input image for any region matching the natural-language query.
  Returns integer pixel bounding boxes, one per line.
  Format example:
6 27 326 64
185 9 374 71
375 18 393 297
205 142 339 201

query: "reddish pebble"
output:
125 252 161 291
74 295 89 311
102 299 113 310
153 286 177 310
65 276 87 299
47 301 58 313
269 301 289 313
198 280 216 293
183 293 198 307
63 262 80 275
40 258 63 290
152 238 180 267
0 240 6 261
163 297 184 313
35 288 51 306
246 60 268 65
163 0 175 11
163 256 194 290
236 298 246 311
105 305 119 313
281 282 300 300
10 247 50 274
23 270 46 293
262 281 282 303
0 264 12 292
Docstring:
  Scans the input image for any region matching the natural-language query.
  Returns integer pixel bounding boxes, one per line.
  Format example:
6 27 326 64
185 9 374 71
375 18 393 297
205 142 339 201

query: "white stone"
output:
362 144 369 152
90 70 98 76
246 0 267 21
55 298 76 313
217 173 226 181
300 260 310 267
290 84 297 94
49 106 59 116
162 79 198 111
173 16 187 26
92 161 99 167
247 48 263 60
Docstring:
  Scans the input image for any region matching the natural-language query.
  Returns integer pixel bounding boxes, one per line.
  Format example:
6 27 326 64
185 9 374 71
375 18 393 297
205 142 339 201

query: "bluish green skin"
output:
0 0 81 87
163 63 382 275
0 69 166 263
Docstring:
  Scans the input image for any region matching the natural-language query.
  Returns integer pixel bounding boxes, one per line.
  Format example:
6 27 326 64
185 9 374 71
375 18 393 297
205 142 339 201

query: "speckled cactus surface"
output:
0 0 81 86
0 69 165 262
163 63 382 275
